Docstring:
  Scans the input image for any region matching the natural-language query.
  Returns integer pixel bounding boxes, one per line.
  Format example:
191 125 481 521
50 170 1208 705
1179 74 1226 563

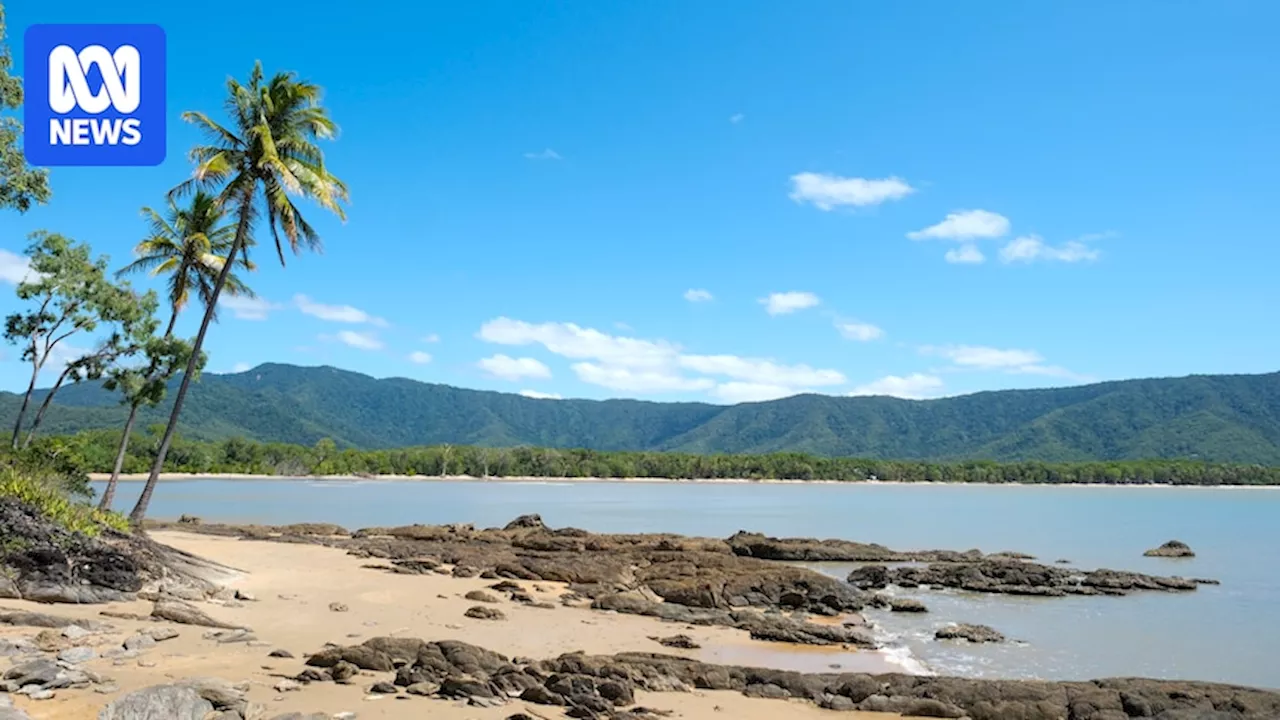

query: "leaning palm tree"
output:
119 191 257 336
128 62 348 525
98 193 254 510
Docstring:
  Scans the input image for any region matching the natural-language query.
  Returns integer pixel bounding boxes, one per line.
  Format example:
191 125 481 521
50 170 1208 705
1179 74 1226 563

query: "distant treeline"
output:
51 428 1280 486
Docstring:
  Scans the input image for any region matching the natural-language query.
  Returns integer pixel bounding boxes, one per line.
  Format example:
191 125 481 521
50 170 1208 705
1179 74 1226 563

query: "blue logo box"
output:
23 24 166 167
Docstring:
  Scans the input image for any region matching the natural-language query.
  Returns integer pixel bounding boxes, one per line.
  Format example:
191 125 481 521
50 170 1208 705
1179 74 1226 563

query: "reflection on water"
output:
96 479 1280 688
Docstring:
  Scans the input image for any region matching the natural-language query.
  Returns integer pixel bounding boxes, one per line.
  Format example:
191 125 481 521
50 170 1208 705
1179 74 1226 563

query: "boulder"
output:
151 599 245 630
464 606 506 621
935 623 1005 643
888 597 928 613
464 590 501 603
1144 540 1195 558
97 685 214 720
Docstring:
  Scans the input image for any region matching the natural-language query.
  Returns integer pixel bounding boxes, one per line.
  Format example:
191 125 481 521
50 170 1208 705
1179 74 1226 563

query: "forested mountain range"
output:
4 363 1280 463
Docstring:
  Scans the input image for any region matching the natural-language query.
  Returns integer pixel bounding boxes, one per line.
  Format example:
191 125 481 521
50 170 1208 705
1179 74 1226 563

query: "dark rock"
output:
451 565 480 578
370 681 399 694
935 623 1005 643
649 634 700 649
846 565 889 589
464 590 501 603
1145 540 1195 558
330 661 358 682
151 599 244 630
521 684 565 705
876 559 1208 597
504 514 548 531
268 648 295 658
465 606 506 621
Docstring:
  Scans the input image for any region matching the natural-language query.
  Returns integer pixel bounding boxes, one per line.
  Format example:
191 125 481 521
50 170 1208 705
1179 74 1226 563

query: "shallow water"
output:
97 479 1280 688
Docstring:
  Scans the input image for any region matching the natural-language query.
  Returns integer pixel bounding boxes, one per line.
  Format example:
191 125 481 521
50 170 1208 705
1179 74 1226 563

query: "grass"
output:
0 466 130 537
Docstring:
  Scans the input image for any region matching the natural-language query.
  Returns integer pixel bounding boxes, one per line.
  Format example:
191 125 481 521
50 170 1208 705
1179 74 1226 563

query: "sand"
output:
0 531 901 720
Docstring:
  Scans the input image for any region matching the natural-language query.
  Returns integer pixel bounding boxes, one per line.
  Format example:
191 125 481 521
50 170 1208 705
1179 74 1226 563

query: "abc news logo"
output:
24 24 166 167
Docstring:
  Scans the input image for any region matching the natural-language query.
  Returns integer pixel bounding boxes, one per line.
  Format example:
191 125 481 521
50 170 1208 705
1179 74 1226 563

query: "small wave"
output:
881 644 933 676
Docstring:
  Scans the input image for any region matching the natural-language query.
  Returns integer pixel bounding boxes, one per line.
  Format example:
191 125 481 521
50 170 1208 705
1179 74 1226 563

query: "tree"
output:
118 191 256 336
4 232 154 448
129 62 348 525
0 4 51 213
97 335 201 510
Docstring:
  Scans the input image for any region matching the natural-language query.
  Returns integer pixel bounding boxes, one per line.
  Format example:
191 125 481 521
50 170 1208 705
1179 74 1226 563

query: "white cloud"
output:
684 289 714 303
945 244 985 264
788 172 914 211
334 330 383 351
572 363 714 393
999 235 1100 264
422 334 440 343
479 318 678 369
679 355 845 387
519 389 562 400
729 113 745 124
760 291 820 316
925 344 1044 369
835 319 884 341
478 354 552 381
294 294 388 326
908 209 1011 241
524 148 562 161
219 295 277 321
0 250 37 285
231 362 251 373
408 351 433 364
710 382 805 404
849 373 944 400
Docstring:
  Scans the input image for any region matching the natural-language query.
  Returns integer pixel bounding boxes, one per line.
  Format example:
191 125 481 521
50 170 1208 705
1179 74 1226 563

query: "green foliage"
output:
7 365 1280 464
1 438 93 498
0 5 51 212
0 466 127 536
51 431 1280 485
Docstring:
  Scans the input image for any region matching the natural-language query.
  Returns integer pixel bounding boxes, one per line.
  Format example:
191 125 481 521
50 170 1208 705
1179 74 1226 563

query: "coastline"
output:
87 471 1280 488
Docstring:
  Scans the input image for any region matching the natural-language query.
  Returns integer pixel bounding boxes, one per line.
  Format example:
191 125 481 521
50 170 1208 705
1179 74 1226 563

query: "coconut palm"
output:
99 193 253 510
118 191 257 336
128 62 348 524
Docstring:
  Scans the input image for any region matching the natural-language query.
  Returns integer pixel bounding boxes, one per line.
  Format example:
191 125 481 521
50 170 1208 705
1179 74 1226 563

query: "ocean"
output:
95 478 1280 689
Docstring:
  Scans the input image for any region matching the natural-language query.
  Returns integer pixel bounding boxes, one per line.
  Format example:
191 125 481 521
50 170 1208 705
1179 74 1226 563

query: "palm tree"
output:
127 62 347 525
98 193 254 510
119 191 257 336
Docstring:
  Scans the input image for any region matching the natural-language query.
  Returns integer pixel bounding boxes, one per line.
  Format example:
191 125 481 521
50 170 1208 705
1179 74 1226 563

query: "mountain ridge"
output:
5 362 1280 463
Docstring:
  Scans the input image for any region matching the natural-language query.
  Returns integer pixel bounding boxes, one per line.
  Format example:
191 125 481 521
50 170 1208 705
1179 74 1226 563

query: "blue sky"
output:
2 1 1277 404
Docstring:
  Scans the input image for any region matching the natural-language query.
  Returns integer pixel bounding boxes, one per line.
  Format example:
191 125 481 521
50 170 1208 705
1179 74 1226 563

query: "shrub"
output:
0 467 129 536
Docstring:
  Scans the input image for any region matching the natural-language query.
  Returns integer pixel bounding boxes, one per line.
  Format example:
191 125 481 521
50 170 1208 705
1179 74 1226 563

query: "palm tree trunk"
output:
100 401 140 510
163 308 179 338
22 365 73 449
130 189 253 527
11 357 44 449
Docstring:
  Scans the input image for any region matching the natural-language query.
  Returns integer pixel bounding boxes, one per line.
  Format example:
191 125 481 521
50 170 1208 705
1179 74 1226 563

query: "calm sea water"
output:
96 479 1280 689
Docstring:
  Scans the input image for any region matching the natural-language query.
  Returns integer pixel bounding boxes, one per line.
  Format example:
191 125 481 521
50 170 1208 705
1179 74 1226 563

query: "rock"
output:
151 599 245 630
57 646 96 664
369 681 398 694
846 565 890 590
872 559 1207 597
464 590 501 603
234 589 256 601
124 634 157 651
61 625 92 641
503 514 548 531
0 611 103 631
331 661 359 682
464 606 506 621
887 597 928 613
202 629 256 644
274 678 303 693
3 658 59 687
935 623 1005 643
1145 540 1195 558
405 681 438 696
98 685 215 720
145 627 180 642
269 649 295 658
329 602 349 612
650 634 700 649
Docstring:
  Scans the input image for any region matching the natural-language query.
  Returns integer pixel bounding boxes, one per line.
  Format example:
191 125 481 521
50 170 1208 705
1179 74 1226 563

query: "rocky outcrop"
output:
0 497 140 603
289 636 1280 720
936 623 1005 643
849 559 1208 597
1145 540 1196 558
727 531 1006 562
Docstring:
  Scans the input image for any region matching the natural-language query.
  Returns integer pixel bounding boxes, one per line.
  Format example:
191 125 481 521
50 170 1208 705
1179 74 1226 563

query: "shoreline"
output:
87 471 1280 488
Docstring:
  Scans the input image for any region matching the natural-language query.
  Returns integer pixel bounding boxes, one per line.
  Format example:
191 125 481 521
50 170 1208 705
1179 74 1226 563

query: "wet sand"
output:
1 531 902 720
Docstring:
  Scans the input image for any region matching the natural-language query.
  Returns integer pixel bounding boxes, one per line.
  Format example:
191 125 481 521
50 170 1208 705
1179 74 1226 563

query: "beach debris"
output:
1144 540 1196 558
935 623 1006 643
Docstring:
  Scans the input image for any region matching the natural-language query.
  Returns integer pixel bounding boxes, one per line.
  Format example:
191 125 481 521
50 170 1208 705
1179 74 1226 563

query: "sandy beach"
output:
1 531 900 720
